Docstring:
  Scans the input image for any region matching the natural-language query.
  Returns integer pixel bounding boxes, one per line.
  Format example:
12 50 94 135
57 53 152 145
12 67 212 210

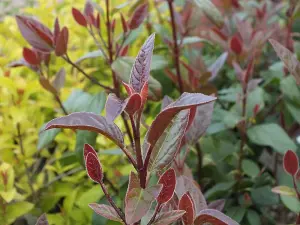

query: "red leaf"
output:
16 15 54 52
84 1 94 17
120 13 128 33
54 18 60 45
284 150 299 176
23 47 40 65
55 27 68 56
129 3 148 30
130 33 155 93
89 203 122 222
72 8 87 27
35 214 49 225
157 168 176 204
85 152 103 183
125 93 142 115
84 144 97 160
178 193 195 225
44 112 124 146
194 209 239 225
230 35 243 55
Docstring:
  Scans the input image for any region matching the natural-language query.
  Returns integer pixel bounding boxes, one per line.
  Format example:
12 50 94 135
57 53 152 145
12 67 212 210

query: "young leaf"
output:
129 3 148 30
55 27 68 56
125 185 163 224
194 209 239 225
43 112 124 147
16 15 54 52
89 203 122 222
130 33 155 93
23 48 40 65
269 39 300 85
145 110 190 172
84 143 97 160
52 68 66 92
72 8 87 27
153 210 186 225
283 150 299 176
230 35 243 55
157 168 176 204
85 152 103 183
208 199 226 212
146 92 216 148
35 214 49 225
178 193 195 225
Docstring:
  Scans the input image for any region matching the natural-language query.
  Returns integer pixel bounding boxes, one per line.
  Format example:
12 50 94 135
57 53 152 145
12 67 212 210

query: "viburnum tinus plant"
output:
35 34 238 225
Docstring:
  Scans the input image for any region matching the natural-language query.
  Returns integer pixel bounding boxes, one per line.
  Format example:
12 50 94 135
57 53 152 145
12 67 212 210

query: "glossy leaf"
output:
125 185 162 224
146 92 216 148
52 68 65 92
55 27 68 56
43 112 124 147
157 168 176 204
269 39 300 85
178 193 195 225
230 35 243 55
89 203 122 222
23 48 40 65
16 15 54 52
85 152 103 183
130 33 155 93
129 3 148 30
153 210 186 225
72 8 87 27
194 209 239 225
283 150 299 176
35 214 49 225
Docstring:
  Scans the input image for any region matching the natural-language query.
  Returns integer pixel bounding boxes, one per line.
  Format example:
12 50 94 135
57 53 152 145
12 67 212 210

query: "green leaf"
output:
37 123 61 150
247 123 297 153
272 186 297 197
225 207 246 223
281 194 300 213
75 50 104 64
242 159 260 178
246 209 261 225
251 186 279 206
6 201 34 224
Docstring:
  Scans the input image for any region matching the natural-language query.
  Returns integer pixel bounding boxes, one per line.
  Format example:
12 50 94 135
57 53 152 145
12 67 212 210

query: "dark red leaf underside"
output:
86 152 103 183
284 150 299 176
157 168 176 204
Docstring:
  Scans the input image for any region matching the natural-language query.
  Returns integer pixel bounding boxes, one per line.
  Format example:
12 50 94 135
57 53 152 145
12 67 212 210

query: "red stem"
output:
167 0 184 94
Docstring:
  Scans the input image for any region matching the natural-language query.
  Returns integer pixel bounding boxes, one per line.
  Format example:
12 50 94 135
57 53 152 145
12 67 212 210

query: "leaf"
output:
208 199 225 212
89 203 122 222
247 123 297 153
246 210 261 225
176 176 207 213
37 124 61 150
52 68 66 92
74 50 104 64
35 214 49 225
23 48 40 65
129 3 148 30
185 102 215 145
146 110 190 172
208 52 228 81
230 35 243 55
16 15 53 52
55 27 68 56
85 152 103 183
178 194 195 225
242 159 260 178
130 33 155 93
44 112 124 147
193 0 224 27
269 39 300 85
272 186 297 197
153 210 186 225
157 168 176 204
125 185 162 224
146 92 216 148
194 209 239 225
283 150 299 176
72 8 87 27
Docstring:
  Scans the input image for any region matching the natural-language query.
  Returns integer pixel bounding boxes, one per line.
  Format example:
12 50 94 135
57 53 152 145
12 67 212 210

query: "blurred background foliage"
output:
1 0 300 224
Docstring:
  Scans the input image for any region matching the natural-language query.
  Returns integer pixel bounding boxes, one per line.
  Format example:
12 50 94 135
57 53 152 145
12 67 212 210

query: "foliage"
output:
1 0 300 224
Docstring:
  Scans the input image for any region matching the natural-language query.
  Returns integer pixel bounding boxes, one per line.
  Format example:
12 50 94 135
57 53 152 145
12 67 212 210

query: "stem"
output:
147 204 161 225
99 181 127 224
63 55 114 93
16 123 37 202
167 0 184 94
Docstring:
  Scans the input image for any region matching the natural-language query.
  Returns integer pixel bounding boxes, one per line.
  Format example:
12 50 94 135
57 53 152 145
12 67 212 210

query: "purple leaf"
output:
146 92 216 148
52 68 65 92
43 112 124 147
130 33 155 93
35 214 48 225
85 152 103 183
208 199 226 212
153 210 186 225
89 203 122 222
185 102 215 145
208 52 228 82
194 209 239 225
125 185 162 224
